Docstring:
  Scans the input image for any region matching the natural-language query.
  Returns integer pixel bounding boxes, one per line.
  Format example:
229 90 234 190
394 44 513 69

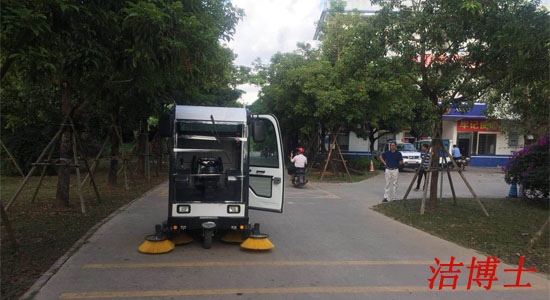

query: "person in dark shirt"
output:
379 142 403 202
414 144 430 191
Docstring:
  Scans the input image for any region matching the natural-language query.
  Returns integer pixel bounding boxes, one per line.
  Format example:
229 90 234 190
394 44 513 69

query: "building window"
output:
478 134 496 155
337 131 349 151
508 134 519 147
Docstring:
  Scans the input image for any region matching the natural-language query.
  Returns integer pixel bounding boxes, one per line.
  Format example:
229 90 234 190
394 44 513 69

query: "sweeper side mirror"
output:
159 113 172 137
252 119 265 143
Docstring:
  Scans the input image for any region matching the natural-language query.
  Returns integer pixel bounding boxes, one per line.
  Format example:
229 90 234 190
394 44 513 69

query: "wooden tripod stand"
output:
401 139 489 216
4 115 100 214
319 127 352 182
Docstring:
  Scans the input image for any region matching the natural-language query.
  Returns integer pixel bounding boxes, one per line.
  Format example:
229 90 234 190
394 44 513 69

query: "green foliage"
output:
472 1 550 137
504 135 549 200
253 49 325 155
374 0 487 111
1 0 245 172
257 8 416 155
344 156 380 171
373 0 550 137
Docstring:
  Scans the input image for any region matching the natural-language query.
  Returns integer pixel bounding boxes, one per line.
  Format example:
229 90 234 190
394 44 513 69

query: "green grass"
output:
372 197 550 274
1 163 167 300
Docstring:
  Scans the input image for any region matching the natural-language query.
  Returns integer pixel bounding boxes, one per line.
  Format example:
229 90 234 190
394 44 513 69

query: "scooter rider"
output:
290 147 308 170
452 145 463 161
290 147 307 183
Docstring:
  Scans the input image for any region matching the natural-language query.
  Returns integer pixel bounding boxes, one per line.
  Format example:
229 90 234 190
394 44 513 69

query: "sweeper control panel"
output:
139 105 285 252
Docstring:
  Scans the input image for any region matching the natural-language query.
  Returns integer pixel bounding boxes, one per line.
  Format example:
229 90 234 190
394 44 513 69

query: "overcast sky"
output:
227 0 325 105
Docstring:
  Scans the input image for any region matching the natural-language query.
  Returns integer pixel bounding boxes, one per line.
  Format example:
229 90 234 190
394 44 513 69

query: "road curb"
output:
19 181 167 300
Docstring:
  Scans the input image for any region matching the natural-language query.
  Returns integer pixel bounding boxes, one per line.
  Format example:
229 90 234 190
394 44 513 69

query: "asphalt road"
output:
29 168 549 299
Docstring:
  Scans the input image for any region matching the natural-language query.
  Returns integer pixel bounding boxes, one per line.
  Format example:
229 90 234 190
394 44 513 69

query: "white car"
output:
377 142 422 170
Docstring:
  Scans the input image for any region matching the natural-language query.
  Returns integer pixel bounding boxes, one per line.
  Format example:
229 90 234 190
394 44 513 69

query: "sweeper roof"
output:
175 105 247 123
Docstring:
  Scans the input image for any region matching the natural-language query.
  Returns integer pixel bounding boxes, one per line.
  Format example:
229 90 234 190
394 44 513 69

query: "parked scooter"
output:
451 156 470 171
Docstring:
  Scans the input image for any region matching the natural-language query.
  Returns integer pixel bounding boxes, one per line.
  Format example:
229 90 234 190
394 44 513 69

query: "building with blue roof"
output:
339 103 526 167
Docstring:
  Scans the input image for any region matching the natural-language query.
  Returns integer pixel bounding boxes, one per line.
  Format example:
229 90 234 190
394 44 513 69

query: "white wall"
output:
442 119 456 145
348 131 371 152
492 132 524 155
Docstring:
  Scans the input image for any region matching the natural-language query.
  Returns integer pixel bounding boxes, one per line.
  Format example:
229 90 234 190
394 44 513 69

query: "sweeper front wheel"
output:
203 228 213 249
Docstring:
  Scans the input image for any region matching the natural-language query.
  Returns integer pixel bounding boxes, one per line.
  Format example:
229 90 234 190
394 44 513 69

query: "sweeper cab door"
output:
248 114 284 213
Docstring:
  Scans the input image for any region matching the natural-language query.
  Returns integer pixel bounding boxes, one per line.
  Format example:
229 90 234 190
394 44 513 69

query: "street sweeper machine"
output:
139 105 285 253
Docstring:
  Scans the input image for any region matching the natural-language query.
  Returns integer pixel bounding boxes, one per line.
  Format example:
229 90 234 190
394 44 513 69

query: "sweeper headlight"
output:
227 205 241 214
177 205 191 213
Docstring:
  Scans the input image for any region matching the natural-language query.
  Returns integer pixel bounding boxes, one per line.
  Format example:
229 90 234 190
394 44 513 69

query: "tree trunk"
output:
56 81 72 207
108 107 120 185
429 116 443 209
136 119 147 178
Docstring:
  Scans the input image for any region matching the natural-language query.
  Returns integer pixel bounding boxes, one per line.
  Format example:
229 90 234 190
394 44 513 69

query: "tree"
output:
1 0 244 203
372 0 496 207
470 1 550 138
330 11 421 153
253 49 324 156
373 0 550 207
255 0 415 162
2 1 108 206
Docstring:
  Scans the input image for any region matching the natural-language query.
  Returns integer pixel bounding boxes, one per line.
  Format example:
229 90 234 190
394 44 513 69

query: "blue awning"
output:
443 103 487 119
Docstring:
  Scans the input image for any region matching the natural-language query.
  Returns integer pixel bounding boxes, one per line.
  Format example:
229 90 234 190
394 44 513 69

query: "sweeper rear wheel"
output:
203 228 213 249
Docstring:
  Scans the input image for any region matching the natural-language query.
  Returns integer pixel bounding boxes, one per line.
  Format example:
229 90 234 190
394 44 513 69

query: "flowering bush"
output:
504 135 549 200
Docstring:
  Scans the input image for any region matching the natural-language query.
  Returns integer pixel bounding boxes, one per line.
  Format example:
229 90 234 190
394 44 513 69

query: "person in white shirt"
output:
290 147 307 168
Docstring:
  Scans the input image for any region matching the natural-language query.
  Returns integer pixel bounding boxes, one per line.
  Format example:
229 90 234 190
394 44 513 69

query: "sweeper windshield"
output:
173 120 245 203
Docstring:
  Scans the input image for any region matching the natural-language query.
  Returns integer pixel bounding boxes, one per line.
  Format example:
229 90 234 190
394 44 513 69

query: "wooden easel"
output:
319 127 352 182
401 139 489 216
4 115 100 214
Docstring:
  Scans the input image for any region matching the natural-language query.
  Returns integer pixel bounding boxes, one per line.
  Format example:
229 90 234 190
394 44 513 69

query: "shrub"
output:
344 156 380 171
504 134 549 200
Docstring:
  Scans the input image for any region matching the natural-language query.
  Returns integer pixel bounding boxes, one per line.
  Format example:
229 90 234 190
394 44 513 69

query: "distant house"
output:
336 104 525 167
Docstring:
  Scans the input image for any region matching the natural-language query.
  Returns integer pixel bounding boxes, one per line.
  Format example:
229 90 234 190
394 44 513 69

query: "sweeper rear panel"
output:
165 106 285 233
